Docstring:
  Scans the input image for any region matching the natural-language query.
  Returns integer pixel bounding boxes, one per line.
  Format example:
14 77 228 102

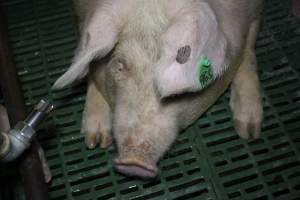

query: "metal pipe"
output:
0 99 54 162
0 6 49 200
24 99 54 129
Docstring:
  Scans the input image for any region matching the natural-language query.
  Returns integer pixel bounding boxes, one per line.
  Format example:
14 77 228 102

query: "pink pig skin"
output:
54 0 264 179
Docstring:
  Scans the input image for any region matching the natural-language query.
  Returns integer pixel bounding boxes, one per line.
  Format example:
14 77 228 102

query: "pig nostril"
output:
114 159 158 179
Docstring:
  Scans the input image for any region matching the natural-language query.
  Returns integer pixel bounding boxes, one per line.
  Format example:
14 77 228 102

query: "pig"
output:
53 0 264 178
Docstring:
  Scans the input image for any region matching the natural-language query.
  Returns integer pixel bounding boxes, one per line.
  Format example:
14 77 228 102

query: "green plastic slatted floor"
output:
2 0 300 199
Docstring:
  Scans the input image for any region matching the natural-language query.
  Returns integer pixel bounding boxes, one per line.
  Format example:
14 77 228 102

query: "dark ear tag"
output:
176 45 191 64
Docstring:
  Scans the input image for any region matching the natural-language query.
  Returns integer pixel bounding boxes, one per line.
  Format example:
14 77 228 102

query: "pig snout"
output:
114 136 158 179
114 157 158 179
112 118 177 179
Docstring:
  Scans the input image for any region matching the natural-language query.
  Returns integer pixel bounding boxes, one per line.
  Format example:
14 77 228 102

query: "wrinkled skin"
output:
54 0 264 178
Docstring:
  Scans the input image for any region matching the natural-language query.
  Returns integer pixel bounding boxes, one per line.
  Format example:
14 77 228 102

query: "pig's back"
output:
116 0 170 68
210 0 264 53
210 0 263 21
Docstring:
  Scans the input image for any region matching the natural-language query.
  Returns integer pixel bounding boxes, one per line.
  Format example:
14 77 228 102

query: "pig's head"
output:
89 39 179 178
53 1 229 178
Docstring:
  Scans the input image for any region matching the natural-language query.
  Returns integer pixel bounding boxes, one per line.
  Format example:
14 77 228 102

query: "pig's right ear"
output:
52 13 120 90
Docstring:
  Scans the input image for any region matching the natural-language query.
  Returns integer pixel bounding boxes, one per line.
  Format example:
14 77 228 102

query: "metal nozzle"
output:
24 99 54 129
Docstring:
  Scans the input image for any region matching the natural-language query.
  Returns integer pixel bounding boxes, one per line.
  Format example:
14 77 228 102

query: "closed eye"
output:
108 57 129 81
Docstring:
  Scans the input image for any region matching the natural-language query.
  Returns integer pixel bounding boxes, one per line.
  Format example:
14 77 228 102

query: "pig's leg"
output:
230 19 263 139
81 80 113 149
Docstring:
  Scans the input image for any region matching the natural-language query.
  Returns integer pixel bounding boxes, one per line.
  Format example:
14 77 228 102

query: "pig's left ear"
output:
52 10 122 89
154 3 230 98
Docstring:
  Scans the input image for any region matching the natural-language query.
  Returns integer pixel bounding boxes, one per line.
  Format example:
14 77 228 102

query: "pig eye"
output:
114 59 127 72
116 62 125 72
109 58 128 79
109 58 125 70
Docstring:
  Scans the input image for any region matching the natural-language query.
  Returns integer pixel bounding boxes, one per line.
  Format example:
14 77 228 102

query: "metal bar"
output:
0 6 48 200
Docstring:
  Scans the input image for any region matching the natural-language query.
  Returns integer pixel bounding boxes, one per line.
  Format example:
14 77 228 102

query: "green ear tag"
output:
197 57 214 88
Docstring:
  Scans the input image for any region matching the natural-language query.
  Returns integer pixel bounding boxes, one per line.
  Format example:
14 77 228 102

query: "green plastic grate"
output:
2 0 300 199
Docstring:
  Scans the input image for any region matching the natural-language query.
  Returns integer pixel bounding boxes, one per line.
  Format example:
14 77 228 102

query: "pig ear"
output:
154 3 230 98
52 12 120 89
